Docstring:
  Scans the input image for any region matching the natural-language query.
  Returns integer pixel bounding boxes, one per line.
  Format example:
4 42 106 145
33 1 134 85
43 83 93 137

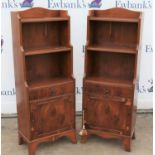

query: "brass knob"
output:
126 126 129 131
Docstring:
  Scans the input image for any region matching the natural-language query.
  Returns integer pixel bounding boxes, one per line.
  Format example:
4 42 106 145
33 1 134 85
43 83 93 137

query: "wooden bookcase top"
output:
88 8 141 20
12 7 69 19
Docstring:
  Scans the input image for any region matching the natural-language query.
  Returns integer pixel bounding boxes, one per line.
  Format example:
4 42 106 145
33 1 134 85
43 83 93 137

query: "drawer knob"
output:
126 126 129 131
125 99 132 106
103 88 110 95
51 90 56 96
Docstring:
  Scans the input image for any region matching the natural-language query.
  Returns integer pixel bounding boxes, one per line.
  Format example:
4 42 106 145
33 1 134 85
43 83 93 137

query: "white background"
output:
1 0 153 113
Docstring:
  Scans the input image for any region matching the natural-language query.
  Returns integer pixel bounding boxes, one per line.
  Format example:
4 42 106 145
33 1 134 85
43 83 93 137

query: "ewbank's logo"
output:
147 79 153 92
1 0 34 8
20 0 33 7
89 0 102 8
137 79 153 93
48 0 102 9
1 36 4 53
115 0 152 9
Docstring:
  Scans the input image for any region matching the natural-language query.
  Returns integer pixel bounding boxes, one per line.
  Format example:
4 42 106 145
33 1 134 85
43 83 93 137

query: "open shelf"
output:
24 47 71 56
21 17 69 23
25 52 72 86
88 20 138 49
86 51 135 84
89 17 139 23
87 43 137 54
27 77 73 89
22 20 69 51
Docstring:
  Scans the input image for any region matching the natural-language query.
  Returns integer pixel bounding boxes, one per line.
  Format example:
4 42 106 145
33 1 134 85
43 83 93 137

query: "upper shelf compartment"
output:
17 8 70 52
22 21 69 52
87 8 141 51
88 20 138 50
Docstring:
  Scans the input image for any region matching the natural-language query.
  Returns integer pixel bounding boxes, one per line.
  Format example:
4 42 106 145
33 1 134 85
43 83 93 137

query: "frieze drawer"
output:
29 81 74 101
84 82 133 98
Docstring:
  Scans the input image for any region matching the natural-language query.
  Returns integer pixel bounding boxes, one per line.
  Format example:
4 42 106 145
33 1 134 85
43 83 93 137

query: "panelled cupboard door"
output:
84 94 132 135
30 95 74 139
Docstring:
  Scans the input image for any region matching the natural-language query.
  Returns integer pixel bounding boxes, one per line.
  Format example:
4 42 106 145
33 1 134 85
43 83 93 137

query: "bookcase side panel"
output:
11 12 31 139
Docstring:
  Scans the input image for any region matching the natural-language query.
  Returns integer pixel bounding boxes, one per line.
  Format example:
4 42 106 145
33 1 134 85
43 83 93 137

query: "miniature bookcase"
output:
11 8 77 155
80 8 142 152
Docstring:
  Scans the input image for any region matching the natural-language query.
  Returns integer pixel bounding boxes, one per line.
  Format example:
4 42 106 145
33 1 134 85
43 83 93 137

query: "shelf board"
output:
89 17 139 23
24 47 71 56
21 17 69 23
87 45 137 54
27 78 73 90
85 77 134 87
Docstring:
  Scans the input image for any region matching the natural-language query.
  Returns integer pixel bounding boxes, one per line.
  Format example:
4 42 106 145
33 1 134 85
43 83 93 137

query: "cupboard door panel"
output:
84 95 131 134
31 95 74 139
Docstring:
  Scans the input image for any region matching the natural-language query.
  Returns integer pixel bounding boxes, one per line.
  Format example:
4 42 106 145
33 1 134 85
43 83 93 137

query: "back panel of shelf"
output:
88 20 138 50
22 21 69 51
85 50 136 83
25 51 72 86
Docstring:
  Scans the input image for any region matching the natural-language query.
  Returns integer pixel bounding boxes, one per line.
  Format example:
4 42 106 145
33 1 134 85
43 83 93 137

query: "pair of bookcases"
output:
11 7 142 155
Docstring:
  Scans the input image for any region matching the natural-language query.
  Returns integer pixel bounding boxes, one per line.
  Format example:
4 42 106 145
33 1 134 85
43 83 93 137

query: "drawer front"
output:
84 94 132 135
29 81 74 101
84 82 133 98
30 94 75 139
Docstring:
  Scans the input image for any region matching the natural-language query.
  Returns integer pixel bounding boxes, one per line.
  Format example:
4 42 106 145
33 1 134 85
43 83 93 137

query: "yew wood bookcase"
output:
80 8 142 151
11 7 77 155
